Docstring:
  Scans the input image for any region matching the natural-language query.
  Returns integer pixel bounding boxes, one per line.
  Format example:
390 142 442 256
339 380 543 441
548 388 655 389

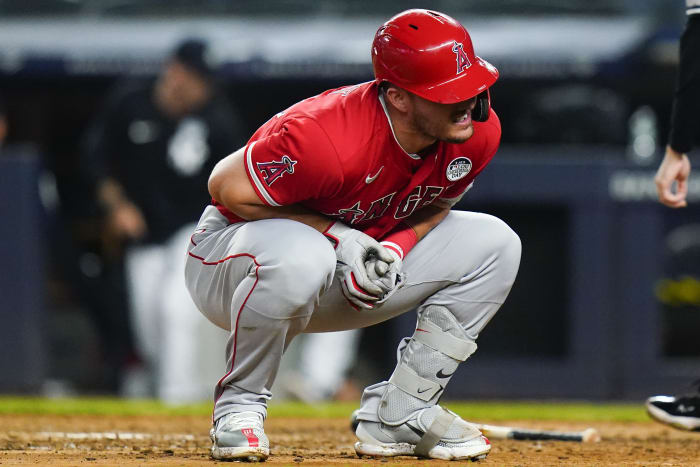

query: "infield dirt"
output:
1 414 699 466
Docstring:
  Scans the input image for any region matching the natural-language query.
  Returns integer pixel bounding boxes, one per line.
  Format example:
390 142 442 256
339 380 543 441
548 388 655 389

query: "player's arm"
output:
379 201 450 259
208 146 332 232
404 200 452 241
97 177 148 239
81 85 148 241
365 201 451 302
656 15 699 208
210 145 395 309
654 146 691 208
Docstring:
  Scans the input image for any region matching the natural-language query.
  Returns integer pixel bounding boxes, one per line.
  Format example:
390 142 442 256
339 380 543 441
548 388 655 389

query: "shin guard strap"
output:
388 363 442 402
414 408 456 457
414 320 477 361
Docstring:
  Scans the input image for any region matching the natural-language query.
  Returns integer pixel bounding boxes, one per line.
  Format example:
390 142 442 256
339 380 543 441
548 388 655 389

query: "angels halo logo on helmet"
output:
451 41 472 74
371 9 498 122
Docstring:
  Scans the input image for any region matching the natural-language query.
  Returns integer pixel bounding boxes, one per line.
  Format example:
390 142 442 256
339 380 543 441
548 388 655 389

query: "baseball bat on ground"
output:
476 423 601 443
350 410 600 443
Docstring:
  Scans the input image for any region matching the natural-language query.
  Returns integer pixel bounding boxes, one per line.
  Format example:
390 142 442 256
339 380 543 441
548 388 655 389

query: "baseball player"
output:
646 0 700 432
185 9 521 461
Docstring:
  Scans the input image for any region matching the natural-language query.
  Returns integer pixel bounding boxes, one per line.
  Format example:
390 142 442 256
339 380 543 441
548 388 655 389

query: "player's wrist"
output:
380 241 404 261
97 178 132 214
323 220 350 249
103 198 137 218
380 223 419 260
666 145 686 160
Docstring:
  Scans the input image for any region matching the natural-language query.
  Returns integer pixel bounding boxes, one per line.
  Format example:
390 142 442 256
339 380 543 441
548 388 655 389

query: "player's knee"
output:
484 215 522 282
267 234 336 310
282 251 335 306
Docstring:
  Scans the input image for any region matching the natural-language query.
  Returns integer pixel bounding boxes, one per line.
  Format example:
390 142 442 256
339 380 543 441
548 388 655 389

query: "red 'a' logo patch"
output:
256 155 297 186
452 41 471 74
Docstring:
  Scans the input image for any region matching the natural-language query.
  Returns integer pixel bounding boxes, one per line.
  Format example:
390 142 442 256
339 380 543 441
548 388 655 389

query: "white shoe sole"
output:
354 440 490 461
211 445 269 462
646 401 700 431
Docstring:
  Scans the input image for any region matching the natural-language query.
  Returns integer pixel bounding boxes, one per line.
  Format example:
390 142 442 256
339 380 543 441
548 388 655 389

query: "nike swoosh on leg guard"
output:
436 369 456 379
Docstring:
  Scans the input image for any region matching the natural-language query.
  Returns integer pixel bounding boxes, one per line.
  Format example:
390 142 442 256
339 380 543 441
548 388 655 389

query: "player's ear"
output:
385 86 411 113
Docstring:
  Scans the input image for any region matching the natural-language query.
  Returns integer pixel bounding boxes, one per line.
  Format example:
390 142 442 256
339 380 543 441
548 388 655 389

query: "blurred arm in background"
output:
654 13 699 208
0 95 7 148
81 81 148 243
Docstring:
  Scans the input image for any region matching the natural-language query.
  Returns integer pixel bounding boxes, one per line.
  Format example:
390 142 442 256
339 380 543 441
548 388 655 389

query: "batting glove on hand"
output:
366 244 405 303
324 221 395 310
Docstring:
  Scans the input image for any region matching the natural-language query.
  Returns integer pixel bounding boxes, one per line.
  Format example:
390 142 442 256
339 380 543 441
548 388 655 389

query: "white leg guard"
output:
379 305 476 425
354 305 489 460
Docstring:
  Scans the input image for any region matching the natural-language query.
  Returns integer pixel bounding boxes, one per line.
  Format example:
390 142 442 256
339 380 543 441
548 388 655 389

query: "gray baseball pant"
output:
185 205 521 421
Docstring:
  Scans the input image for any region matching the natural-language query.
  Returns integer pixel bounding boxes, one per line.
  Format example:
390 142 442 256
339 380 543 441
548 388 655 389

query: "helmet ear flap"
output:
472 90 490 122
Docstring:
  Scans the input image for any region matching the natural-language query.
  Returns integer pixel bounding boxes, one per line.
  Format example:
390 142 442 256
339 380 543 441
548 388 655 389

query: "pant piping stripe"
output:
188 251 261 422
189 228 206 247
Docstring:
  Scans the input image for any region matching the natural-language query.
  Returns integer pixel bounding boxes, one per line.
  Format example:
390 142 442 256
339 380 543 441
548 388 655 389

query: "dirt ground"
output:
1 414 699 466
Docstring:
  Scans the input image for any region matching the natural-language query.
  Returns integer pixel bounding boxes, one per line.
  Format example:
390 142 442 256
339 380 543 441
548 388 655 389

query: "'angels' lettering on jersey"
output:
394 185 445 219
334 201 364 225
324 185 445 225
364 192 396 221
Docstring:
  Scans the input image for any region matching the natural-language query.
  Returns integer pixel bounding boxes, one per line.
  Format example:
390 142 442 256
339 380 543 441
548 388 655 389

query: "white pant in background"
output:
299 329 361 398
274 328 362 402
125 222 228 404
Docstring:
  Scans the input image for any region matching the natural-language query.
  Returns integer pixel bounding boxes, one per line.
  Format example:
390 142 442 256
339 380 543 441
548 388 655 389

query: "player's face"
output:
408 94 477 144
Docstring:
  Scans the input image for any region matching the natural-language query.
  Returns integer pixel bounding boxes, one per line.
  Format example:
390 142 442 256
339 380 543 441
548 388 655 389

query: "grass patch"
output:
0 397 648 422
446 401 648 423
267 401 648 423
0 397 210 416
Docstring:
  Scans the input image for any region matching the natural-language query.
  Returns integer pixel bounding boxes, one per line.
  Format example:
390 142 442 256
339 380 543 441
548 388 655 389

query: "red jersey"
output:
215 81 501 240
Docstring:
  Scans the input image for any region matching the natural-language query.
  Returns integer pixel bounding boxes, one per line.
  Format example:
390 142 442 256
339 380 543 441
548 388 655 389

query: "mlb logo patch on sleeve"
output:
446 157 472 181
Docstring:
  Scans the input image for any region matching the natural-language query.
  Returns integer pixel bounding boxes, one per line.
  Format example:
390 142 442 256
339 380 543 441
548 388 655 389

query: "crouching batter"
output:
185 9 521 462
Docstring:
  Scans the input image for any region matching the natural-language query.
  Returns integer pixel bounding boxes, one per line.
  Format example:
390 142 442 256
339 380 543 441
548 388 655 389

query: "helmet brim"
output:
409 56 498 104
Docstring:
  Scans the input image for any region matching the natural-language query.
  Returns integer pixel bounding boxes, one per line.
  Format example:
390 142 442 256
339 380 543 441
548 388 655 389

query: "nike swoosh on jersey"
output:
365 166 384 184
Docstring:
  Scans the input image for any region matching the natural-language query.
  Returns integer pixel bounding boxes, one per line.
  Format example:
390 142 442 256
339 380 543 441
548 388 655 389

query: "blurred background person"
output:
81 37 246 403
646 1 700 432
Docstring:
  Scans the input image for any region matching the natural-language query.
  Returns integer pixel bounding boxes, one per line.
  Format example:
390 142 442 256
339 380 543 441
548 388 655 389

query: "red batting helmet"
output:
372 9 498 120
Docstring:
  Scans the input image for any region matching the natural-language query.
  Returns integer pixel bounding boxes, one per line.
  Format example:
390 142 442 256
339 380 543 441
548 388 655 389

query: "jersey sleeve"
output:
668 14 700 154
440 109 501 203
243 116 343 206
